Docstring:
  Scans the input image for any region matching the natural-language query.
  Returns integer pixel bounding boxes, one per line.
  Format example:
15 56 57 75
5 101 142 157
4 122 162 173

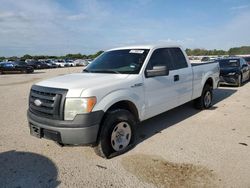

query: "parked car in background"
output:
64 60 76 67
54 59 66 67
201 57 210 62
0 61 34 74
27 61 49 69
243 56 250 66
217 57 250 86
44 60 57 68
74 59 88 66
86 59 93 64
201 57 217 62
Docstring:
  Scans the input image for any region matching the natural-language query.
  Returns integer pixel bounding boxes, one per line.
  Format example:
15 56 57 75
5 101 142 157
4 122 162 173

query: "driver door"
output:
143 48 179 120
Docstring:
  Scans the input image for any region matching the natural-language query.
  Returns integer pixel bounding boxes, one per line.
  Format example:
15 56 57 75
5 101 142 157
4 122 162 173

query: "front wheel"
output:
194 84 213 110
237 74 242 87
22 69 28 74
94 109 136 158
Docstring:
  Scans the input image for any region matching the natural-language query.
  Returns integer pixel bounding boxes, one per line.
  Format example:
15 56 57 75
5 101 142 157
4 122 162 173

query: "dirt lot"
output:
0 67 249 188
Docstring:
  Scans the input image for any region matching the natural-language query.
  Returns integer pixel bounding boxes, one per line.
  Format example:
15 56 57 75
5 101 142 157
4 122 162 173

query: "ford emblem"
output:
34 99 42 107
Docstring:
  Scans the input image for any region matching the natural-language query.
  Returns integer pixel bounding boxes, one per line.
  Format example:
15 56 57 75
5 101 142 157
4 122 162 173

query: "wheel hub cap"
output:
111 122 131 151
204 91 211 107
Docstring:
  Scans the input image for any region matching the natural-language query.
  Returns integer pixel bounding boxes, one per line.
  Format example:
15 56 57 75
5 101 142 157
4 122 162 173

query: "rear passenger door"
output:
168 48 193 105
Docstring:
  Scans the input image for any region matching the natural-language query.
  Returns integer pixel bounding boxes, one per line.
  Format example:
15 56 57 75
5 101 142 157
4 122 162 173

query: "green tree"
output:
229 46 250 55
20 54 33 61
0 57 5 61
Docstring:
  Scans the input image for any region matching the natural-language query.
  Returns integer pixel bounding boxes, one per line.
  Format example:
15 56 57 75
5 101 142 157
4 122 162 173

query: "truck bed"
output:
191 61 217 66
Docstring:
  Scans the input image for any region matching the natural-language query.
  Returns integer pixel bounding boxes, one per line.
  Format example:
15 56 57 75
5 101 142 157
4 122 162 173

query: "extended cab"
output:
27 45 220 158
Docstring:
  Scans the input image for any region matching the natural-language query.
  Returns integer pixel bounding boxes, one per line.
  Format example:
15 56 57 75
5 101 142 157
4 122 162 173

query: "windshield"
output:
219 59 239 68
84 49 149 74
244 57 250 62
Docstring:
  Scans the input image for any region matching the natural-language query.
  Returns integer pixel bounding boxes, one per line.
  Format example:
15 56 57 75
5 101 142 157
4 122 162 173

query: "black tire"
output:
94 109 136 159
22 69 28 74
237 74 242 87
194 84 213 110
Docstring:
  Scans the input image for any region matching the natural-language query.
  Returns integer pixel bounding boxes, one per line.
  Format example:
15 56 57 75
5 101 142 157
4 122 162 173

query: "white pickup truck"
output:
27 44 220 158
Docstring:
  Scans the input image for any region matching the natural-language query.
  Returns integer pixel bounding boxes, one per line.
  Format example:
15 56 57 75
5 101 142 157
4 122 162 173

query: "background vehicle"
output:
201 57 211 62
201 56 217 62
27 61 49 69
0 61 34 74
86 59 93 64
27 45 219 158
54 60 66 67
217 57 250 86
243 56 250 65
74 59 89 66
44 60 57 68
64 60 76 67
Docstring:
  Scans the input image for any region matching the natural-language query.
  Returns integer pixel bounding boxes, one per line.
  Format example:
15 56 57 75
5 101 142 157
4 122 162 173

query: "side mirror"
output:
242 64 248 68
146 65 169 78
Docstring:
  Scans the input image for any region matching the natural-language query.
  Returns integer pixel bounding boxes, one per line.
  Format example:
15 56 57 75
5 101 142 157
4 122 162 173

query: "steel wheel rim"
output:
111 122 132 151
204 91 211 107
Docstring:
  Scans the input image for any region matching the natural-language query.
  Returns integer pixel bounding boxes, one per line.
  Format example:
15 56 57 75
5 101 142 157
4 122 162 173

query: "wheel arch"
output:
204 77 213 88
105 100 140 123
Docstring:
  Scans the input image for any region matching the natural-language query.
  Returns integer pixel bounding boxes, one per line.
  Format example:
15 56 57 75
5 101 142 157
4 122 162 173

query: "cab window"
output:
146 48 174 70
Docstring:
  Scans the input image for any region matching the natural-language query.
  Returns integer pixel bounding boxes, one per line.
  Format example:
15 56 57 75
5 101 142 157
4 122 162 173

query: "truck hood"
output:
36 73 130 97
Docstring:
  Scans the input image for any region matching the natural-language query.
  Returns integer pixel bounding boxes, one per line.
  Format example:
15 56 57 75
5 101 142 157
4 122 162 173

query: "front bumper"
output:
27 110 104 145
219 75 239 85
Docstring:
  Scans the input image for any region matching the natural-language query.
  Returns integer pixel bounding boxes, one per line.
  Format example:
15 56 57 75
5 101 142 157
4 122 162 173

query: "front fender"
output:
93 89 143 120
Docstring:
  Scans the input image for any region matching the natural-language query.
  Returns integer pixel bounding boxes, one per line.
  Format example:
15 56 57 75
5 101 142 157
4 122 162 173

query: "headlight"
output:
64 97 96 120
228 72 236 76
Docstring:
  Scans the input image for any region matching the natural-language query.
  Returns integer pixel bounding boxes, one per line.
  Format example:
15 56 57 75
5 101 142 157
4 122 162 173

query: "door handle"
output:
174 75 179 82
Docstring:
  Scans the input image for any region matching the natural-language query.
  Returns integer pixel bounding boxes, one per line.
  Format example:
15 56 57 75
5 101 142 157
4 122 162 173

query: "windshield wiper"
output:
90 69 121 74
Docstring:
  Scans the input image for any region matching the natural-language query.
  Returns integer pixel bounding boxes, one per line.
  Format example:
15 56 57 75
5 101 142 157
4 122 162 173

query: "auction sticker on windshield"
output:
129 50 144 54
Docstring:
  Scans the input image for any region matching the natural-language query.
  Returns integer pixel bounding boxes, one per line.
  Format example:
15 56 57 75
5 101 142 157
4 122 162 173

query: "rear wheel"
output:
194 84 213 110
94 109 136 158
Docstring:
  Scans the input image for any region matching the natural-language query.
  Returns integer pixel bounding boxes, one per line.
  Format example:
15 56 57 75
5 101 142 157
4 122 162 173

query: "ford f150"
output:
27 44 220 158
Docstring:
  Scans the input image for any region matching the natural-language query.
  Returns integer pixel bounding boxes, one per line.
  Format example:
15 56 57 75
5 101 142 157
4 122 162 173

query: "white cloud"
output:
230 5 249 10
67 13 87 21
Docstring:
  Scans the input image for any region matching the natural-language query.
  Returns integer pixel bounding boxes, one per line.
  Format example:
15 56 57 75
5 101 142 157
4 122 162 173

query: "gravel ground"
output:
0 67 249 188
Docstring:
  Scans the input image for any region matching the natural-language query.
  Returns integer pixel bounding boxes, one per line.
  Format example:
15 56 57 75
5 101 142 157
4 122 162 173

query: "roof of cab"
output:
108 44 182 51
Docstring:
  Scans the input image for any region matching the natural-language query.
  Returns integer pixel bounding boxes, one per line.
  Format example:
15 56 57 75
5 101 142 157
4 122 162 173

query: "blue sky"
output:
0 0 250 56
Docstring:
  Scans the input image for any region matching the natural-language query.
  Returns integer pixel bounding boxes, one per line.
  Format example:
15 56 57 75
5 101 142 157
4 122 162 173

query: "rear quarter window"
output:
168 48 188 69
